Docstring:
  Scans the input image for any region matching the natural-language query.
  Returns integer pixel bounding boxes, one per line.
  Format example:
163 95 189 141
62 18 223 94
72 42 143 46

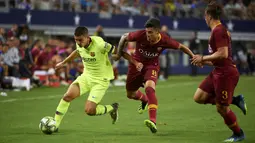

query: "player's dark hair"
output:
145 18 161 30
205 1 223 20
74 26 89 36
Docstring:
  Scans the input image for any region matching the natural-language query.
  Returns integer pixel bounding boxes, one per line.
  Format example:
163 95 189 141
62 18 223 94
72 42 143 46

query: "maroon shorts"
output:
126 63 159 91
199 68 239 106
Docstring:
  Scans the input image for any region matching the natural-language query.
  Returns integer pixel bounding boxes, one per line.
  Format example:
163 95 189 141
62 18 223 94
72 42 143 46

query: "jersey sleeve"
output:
213 28 229 49
165 36 180 49
103 42 115 54
127 30 144 41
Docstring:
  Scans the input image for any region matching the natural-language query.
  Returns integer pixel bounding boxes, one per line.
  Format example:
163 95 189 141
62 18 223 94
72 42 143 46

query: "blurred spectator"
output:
0 44 9 77
7 24 18 38
224 0 246 19
247 1 255 20
189 31 200 76
0 44 8 78
19 42 32 77
31 39 43 63
80 0 96 12
0 28 6 44
35 44 53 71
159 25 171 80
0 44 9 89
36 0 51 10
164 0 176 17
235 42 249 75
175 0 185 18
17 0 33 10
4 37 20 77
247 49 255 75
149 0 163 17
94 25 106 40
9 0 254 20
18 25 30 43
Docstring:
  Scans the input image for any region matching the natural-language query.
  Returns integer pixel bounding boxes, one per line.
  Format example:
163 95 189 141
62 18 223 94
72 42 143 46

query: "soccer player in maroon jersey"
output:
191 2 247 142
113 18 195 133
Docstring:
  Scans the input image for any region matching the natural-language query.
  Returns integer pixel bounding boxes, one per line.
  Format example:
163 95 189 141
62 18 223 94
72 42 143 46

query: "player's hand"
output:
135 62 143 72
196 62 204 68
191 54 203 65
55 61 65 70
112 54 121 61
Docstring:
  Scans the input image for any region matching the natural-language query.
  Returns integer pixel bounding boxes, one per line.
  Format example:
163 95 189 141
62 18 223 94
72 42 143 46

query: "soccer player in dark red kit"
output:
113 18 195 133
191 2 247 142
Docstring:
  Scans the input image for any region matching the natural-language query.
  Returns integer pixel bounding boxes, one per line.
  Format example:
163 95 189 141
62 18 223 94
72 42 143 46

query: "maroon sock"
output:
204 95 216 105
223 110 241 134
132 90 148 103
145 87 158 124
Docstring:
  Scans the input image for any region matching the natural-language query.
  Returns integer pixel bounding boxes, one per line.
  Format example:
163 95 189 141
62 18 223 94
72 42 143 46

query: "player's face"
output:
74 35 90 47
145 27 159 44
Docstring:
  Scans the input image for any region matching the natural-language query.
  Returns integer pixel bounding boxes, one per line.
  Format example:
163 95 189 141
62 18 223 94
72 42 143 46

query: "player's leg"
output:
126 90 148 103
193 73 216 104
54 83 80 129
194 73 247 115
85 80 119 124
54 76 89 130
143 68 158 133
217 104 245 142
144 79 157 133
125 64 148 105
126 89 148 114
214 75 245 142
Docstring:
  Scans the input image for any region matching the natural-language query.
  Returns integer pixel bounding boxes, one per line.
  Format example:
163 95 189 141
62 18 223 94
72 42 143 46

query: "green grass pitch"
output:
0 76 254 143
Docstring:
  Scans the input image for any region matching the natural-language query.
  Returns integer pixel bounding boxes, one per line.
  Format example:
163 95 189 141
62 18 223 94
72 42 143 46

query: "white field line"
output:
0 82 197 103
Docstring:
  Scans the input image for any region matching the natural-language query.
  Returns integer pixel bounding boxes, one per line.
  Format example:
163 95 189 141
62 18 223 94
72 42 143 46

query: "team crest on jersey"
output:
90 52 95 57
157 47 162 51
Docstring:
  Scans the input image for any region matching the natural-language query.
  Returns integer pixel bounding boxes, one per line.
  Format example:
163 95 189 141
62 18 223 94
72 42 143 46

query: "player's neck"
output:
210 20 221 31
84 38 92 49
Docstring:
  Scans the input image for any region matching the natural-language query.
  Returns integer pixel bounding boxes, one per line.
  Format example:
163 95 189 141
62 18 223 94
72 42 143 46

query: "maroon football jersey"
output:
128 30 180 66
208 24 235 68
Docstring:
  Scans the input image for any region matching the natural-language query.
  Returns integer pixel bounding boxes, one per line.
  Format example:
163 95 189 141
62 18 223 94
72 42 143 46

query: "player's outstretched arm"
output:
63 50 79 63
55 50 79 70
122 52 143 72
179 44 195 57
116 33 129 58
203 46 228 61
191 46 228 66
123 52 137 65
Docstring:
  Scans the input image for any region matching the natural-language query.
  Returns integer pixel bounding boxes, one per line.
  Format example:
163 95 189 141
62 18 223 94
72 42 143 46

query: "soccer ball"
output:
39 116 57 135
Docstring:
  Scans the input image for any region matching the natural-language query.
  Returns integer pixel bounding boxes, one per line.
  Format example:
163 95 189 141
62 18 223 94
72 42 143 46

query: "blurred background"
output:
0 0 255 92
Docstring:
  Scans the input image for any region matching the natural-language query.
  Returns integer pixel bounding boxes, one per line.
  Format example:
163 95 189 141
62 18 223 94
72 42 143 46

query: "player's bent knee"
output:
193 94 205 104
193 88 207 104
63 84 80 102
85 107 96 115
126 91 136 99
193 95 202 103
85 101 97 115
145 80 155 89
63 93 76 102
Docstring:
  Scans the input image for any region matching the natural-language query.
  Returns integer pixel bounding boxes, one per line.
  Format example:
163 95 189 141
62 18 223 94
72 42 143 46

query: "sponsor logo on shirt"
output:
82 57 96 62
138 49 159 58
